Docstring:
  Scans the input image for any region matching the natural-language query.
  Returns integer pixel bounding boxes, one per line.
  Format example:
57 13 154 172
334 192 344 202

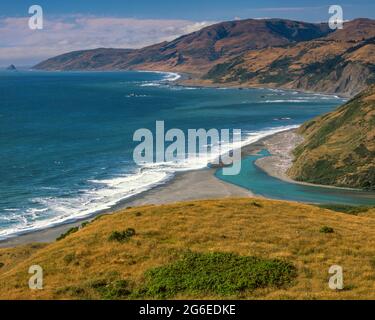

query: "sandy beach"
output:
3 127 368 248
255 130 367 191
254 130 303 183
0 163 257 248
0 169 252 247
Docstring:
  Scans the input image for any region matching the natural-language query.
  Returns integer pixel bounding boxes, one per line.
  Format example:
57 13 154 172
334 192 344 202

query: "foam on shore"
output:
0 124 298 239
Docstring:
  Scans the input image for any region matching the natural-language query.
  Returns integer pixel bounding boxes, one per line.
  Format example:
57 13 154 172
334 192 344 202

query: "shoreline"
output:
1 128 273 248
0 126 292 248
174 71 351 99
0 95 297 247
0 169 253 248
27 68 350 99
0 73 354 247
254 130 370 192
0 125 292 247
2 126 373 248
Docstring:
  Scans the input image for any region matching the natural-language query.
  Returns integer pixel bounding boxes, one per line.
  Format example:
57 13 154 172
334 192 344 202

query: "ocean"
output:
0 70 356 239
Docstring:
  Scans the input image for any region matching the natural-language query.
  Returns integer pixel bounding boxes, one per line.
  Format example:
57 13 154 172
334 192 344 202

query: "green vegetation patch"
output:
138 252 297 298
88 279 131 299
204 62 233 81
56 221 90 241
319 226 334 234
250 201 263 208
63 253 76 264
108 228 136 243
56 271 132 299
56 227 79 241
317 204 373 215
203 57 244 82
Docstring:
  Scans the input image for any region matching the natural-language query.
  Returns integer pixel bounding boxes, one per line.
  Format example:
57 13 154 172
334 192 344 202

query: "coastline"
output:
254 130 369 191
0 126 292 248
0 72 352 247
0 170 253 248
2 126 372 248
174 72 351 99
0 125 298 248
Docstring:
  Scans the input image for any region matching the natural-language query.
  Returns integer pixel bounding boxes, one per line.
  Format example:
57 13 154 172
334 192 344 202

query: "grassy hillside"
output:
33 18 375 96
0 198 375 300
34 19 331 74
205 19 375 96
288 85 375 190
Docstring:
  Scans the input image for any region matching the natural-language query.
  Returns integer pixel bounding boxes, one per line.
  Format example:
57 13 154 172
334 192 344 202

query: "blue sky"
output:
1 0 374 21
0 1 374 66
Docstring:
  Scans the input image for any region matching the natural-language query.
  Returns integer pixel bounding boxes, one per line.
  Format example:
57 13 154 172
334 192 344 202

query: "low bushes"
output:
138 251 297 298
56 221 90 241
108 228 136 243
320 226 334 234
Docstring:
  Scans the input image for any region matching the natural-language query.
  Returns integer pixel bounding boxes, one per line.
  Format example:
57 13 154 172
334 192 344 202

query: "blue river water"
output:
216 150 375 205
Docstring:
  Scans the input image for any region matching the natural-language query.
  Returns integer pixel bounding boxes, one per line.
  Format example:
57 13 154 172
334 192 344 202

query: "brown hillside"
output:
205 18 375 96
34 18 331 74
288 85 375 190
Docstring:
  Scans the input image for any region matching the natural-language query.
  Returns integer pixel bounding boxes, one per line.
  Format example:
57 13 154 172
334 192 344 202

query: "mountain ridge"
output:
203 18 375 97
34 18 332 73
33 17 375 96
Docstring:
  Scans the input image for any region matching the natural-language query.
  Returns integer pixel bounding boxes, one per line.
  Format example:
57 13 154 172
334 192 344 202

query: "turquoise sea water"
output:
0 70 372 238
216 150 375 205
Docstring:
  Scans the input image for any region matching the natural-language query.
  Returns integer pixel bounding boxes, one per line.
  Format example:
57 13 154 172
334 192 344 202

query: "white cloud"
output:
0 15 216 66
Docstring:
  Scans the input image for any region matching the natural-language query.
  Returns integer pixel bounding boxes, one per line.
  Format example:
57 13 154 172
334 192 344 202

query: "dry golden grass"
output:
222 40 352 80
345 44 375 64
0 198 375 300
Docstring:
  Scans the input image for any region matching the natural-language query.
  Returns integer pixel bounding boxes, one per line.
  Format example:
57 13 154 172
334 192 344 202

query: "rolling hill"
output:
34 18 331 74
33 18 375 96
288 84 375 190
0 198 375 299
205 19 375 96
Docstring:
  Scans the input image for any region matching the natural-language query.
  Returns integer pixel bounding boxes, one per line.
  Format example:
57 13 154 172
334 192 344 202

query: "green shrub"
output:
56 221 90 241
0 262 4 268
320 226 334 234
108 228 136 243
63 253 76 264
80 221 89 228
250 201 263 208
56 227 79 241
56 285 86 297
88 279 131 299
138 252 297 298
317 204 373 215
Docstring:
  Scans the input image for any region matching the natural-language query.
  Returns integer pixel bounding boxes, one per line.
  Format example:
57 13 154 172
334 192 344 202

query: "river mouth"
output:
215 149 375 206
